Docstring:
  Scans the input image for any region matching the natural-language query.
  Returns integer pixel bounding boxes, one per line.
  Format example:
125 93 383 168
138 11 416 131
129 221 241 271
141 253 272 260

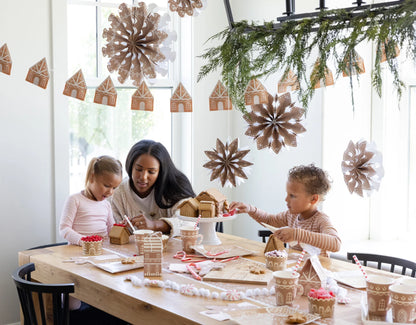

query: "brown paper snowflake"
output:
244 92 306 155
203 138 253 187
341 140 384 197
102 3 174 86
168 0 205 17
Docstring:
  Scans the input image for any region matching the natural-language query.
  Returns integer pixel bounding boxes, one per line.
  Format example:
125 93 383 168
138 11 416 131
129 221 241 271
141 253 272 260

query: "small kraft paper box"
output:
109 224 130 245
143 233 163 277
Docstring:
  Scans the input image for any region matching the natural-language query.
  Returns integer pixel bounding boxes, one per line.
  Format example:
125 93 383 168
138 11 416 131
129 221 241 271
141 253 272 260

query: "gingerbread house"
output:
94 76 117 107
342 51 365 77
310 61 334 89
170 83 192 112
63 69 87 100
0 43 12 75
277 69 300 93
380 41 400 63
131 81 154 111
209 80 232 111
195 188 228 217
244 79 268 106
177 198 199 218
264 235 285 254
143 234 163 277
109 225 130 245
26 58 49 89
298 255 327 296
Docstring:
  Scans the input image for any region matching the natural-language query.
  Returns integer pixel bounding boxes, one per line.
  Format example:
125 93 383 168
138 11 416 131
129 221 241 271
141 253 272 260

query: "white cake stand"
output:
178 214 236 245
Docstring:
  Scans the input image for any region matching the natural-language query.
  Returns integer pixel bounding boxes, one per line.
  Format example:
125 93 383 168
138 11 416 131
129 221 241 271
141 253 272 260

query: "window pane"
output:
67 5 97 77
69 87 172 193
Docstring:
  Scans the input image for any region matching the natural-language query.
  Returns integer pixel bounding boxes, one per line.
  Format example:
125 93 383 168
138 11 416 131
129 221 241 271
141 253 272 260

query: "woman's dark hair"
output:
125 140 195 209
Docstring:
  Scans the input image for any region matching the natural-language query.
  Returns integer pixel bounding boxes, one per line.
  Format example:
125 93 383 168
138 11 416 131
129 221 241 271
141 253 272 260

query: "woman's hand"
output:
274 227 295 242
130 215 170 233
229 201 250 214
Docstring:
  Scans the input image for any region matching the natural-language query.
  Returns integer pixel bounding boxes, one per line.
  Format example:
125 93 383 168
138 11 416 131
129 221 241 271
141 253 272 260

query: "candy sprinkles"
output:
125 276 275 301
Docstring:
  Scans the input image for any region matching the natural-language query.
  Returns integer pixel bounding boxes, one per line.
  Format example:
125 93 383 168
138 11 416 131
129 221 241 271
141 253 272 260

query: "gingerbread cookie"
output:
286 312 306 324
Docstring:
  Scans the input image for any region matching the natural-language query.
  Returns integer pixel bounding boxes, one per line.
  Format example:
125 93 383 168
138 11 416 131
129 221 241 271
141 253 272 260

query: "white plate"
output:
192 245 254 259
89 256 144 273
332 270 367 289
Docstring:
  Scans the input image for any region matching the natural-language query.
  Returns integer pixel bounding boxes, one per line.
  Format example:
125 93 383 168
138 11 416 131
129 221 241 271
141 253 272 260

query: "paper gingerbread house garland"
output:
277 69 300 93
244 79 268 106
264 235 285 254
298 255 327 296
94 76 117 107
143 233 163 277
209 80 232 111
131 81 154 111
380 40 400 63
170 82 192 112
26 58 49 89
342 50 365 77
0 43 12 75
310 60 334 89
63 69 87 101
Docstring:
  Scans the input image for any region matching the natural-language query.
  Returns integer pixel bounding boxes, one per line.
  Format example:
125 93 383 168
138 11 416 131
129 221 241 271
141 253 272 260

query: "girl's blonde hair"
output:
288 164 331 197
85 155 122 187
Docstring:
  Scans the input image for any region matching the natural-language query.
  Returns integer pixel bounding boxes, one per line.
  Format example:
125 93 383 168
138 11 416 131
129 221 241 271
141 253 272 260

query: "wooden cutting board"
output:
202 257 273 285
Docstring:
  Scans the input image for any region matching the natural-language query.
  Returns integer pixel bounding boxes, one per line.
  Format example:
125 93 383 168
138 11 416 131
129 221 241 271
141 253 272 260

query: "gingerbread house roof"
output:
0 43 12 75
264 235 285 253
299 255 327 285
196 188 227 203
94 76 117 107
277 69 300 93
63 69 87 100
177 197 199 210
209 80 232 111
245 79 267 94
342 51 365 76
26 58 50 89
310 61 334 89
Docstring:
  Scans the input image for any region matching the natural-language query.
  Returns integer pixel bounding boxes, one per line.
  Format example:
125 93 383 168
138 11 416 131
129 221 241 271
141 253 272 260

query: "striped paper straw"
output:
352 255 368 279
292 250 306 275
194 215 201 229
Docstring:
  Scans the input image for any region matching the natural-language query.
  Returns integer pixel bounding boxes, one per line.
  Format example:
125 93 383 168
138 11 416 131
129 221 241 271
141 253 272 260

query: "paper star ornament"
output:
203 138 253 187
341 140 384 197
244 92 306 154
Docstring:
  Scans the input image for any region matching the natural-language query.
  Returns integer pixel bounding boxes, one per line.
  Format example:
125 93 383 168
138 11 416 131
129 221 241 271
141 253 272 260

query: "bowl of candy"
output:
81 235 103 256
308 288 336 318
265 250 288 271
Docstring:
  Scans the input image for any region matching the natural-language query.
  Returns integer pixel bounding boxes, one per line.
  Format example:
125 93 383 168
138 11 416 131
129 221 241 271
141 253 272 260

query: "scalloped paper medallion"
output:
168 0 206 17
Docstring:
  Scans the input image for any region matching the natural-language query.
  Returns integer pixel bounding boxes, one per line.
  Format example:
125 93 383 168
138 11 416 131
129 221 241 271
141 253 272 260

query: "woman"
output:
111 140 195 236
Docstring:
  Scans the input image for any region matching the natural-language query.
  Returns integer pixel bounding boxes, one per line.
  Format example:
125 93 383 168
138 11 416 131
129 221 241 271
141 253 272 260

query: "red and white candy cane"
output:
186 263 202 281
352 255 368 279
292 250 306 275
173 251 205 263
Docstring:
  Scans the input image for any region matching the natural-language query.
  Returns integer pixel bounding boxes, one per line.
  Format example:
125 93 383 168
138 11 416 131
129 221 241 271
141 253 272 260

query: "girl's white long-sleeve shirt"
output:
59 191 114 245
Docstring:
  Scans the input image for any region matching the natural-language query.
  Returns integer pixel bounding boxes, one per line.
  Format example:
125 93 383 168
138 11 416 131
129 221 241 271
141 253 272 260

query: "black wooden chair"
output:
347 252 416 277
12 262 74 325
28 242 67 250
258 230 273 243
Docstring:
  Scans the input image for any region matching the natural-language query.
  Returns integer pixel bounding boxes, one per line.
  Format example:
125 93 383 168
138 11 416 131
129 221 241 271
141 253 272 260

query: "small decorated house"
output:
298 256 327 296
94 76 117 107
131 81 154 111
63 69 87 100
109 225 130 245
277 69 300 93
196 188 228 218
342 51 365 77
264 235 286 254
177 198 200 218
26 58 50 89
310 61 334 89
209 80 232 111
143 234 163 277
170 83 192 112
0 43 12 75
244 79 268 106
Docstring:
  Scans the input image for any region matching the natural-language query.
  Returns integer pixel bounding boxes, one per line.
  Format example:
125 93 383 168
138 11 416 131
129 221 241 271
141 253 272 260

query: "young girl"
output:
59 155 123 246
230 164 341 256
111 139 195 236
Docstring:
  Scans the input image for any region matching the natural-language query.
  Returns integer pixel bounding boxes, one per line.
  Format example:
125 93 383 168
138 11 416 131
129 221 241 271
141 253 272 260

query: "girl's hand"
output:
229 201 250 214
274 227 295 242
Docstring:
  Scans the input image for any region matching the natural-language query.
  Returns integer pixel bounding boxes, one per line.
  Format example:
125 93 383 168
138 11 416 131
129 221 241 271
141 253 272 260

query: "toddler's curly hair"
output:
288 164 331 198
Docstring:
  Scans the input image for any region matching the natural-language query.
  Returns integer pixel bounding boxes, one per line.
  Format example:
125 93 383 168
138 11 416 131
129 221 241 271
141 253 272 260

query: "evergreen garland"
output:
198 0 416 113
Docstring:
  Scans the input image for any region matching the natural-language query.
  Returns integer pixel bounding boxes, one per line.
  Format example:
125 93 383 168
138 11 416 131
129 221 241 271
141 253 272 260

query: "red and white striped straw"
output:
352 254 368 279
194 215 201 230
292 250 306 275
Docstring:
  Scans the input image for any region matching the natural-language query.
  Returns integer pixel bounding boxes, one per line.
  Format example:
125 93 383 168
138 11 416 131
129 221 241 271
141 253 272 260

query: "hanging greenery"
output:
198 0 416 113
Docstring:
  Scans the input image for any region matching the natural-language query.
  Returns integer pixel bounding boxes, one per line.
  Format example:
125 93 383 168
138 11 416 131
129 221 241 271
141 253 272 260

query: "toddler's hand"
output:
274 227 295 243
229 201 249 214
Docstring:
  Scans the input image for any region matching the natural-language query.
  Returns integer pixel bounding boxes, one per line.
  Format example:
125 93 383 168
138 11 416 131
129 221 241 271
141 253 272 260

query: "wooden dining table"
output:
18 232 405 325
